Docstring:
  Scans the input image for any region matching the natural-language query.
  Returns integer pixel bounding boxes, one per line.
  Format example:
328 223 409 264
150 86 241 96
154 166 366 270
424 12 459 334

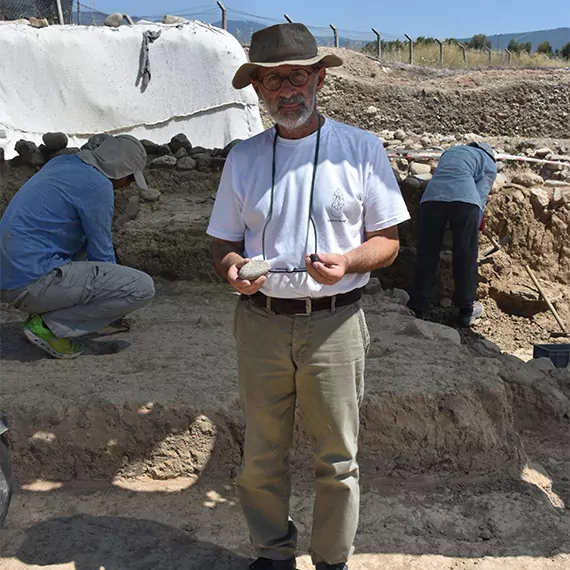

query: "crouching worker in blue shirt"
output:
408 141 497 327
0 135 155 359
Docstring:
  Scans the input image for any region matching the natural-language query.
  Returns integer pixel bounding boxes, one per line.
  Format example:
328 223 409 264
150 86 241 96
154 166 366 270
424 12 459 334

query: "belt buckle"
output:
292 298 312 316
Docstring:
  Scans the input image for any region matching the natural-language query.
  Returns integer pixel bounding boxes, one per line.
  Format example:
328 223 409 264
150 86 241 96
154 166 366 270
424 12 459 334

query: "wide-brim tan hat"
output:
233 23 343 90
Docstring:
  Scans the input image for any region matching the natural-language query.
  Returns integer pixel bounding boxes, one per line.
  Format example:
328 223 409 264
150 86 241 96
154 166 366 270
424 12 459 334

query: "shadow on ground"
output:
0 320 131 362
15 514 249 570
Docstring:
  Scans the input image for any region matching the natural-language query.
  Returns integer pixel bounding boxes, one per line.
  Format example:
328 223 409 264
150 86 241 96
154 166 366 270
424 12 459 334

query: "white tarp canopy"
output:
0 21 263 158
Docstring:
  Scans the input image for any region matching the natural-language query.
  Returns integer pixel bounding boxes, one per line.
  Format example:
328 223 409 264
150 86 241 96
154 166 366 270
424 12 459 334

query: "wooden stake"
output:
525 265 568 333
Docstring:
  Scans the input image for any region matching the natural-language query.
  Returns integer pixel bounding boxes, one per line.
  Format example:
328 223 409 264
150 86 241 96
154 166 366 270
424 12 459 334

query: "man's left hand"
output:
305 253 348 285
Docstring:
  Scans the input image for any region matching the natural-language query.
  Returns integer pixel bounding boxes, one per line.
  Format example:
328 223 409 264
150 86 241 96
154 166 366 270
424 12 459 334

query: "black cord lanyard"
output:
261 116 322 273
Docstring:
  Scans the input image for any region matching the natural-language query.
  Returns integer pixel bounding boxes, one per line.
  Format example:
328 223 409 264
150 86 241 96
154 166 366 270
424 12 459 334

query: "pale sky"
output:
89 0 570 41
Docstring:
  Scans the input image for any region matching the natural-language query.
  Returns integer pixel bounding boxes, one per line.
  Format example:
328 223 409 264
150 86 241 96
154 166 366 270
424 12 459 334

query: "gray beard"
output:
262 87 317 131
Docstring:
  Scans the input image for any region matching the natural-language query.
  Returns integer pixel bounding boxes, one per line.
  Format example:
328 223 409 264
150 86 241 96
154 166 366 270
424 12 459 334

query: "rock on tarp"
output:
0 21 263 159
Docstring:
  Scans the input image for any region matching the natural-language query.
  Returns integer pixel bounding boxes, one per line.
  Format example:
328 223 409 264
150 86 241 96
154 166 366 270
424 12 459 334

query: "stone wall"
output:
2 131 569 300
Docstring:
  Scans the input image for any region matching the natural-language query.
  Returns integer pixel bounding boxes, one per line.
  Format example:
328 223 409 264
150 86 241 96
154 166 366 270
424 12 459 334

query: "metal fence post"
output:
330 24 339 48
484 46 492 65
216 1 227 30
372 28 381 60
457 42 467 67
76 0 80 24
505 48 511 65
55 0 64 24
404 34 413 65
436 39 443 66
284 14 293 23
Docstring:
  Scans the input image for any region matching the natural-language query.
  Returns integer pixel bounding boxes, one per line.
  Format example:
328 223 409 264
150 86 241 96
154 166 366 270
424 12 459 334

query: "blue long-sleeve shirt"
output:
421 145 497 211
0 155 115 290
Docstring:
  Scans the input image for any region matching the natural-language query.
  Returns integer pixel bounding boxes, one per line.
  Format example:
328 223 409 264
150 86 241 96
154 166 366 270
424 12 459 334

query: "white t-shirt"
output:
207 117 410 299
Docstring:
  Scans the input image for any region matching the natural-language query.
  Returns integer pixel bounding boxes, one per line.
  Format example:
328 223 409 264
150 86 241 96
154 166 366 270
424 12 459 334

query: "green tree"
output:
416 36 437 45
468 34 491 50
361 40 377 55
507 38 520 53
536 41 553 56
560 42 570 60
520 41 532 53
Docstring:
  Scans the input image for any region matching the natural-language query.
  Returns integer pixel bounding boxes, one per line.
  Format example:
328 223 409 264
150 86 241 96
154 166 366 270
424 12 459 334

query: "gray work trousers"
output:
0 262 155 338
233 298 369 565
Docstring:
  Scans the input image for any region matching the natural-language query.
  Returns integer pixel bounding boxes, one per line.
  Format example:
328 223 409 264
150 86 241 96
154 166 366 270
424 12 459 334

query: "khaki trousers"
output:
233 297 370 565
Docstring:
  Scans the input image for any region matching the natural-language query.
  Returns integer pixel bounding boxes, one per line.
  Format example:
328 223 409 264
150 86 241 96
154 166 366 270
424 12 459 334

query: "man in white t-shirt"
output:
207 23 410 570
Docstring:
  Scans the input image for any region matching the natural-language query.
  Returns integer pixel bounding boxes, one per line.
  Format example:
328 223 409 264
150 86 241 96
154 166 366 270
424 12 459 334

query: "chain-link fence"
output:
0 0 73 23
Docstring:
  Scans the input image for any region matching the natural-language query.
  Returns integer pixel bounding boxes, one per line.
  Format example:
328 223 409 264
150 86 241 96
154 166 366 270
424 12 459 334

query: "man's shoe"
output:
315 563 348 570
249 557 296 570
457 301 484 328
23 315 83 359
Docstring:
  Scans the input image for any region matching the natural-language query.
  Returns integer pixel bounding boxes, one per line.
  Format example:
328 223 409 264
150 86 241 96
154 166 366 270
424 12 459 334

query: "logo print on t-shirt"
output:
330 189 346 221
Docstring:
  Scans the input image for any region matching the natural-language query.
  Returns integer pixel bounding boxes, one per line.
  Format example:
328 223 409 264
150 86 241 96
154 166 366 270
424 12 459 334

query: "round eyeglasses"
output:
259 69 312 91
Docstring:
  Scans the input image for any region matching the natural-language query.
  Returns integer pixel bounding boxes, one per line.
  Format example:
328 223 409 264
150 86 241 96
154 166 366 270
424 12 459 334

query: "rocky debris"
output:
113 190 140 232
320 57 570 138
194 154 212 171
409 162 431 175
174 147 188 159
14 140 44 167
511 171 544 187
493 173 508 188
156 144 172 156
209 157 227 172
140 188 161 202
545 179 570 187
2 128 568 292
42 132 68 152
104 13 125 28
489 285 548 317
169 133 192 154
176 157 197 171
238 260 270 281
28 17 49 28
150 155 177 169
163 14 188 24
530 188 550 209
140 139 160 155
413 172 432 183
535 147 553 158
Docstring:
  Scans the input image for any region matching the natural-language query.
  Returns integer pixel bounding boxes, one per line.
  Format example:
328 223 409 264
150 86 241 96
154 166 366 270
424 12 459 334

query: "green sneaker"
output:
23 315 83 359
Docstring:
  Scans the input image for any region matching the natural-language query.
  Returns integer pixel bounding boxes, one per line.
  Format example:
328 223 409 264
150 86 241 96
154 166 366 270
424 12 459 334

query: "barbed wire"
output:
0 0 73 23
5 0 566 58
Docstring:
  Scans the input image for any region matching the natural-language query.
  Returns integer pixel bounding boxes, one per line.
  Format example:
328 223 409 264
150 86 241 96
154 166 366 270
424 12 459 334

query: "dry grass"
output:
374 44 568 69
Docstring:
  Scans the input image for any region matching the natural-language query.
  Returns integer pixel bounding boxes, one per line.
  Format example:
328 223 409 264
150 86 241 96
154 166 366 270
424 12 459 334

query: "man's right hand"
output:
227 259 267 295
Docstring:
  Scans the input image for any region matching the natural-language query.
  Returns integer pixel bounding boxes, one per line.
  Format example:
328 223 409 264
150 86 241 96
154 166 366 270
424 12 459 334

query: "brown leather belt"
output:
242 288 362 316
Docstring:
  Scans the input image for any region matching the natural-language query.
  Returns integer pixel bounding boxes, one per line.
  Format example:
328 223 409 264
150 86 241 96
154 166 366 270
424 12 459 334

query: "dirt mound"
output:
318 49 570 138
2 282 568 485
